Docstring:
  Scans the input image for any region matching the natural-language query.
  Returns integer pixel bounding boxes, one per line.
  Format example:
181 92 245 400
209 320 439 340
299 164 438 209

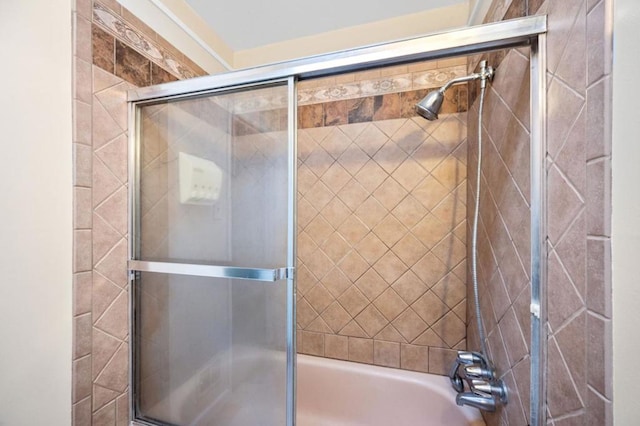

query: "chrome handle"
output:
129 260 294 282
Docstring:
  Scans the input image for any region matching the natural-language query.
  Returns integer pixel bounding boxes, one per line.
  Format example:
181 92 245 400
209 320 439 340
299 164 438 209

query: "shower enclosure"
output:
128 16 547 426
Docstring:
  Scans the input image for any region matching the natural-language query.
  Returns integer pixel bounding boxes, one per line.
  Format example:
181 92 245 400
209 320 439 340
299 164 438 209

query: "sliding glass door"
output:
129 79 296 426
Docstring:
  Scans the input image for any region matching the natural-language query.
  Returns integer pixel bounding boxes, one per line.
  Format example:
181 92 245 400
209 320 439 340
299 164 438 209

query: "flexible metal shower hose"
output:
473 82 488 357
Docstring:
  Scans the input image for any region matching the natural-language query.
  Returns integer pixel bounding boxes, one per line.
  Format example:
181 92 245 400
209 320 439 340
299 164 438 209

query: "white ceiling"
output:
184 0 468 51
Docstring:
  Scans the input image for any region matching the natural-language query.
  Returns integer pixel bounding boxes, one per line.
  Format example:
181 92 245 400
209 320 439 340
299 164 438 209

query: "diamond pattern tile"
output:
356 233 388 265
354 123 389 156
297 114 467 373
306 213 334 245
393 309 428 342
391 120 429 154
373 141 408 174
322 302 352 333
392 157 427 191
337 216 369 246
392 233 428 267
321 232 350 263
354 160 388 193
338 250 369 282
392 196 427 228
321 162 351 193
373 214 407 247
355 305 388 337
321 267 352 298
373 177 408 210
337 179 369 211
337 286 369 317
306 181 334 211
412 175 450 211
392 271 429 305
374 288 408 321
306 284 334 314
320 197 350 229
374 251 408 284
321 127 352 159
412 291 449 326
338 144 369 176
355 198 388 229
305 249 334 280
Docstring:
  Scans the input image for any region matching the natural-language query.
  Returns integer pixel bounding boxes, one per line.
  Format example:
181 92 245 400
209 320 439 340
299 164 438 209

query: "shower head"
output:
415 60 494 121
415 89 445 121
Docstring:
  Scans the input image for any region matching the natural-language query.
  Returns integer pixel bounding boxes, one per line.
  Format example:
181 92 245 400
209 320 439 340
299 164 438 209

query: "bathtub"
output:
297 354 485 426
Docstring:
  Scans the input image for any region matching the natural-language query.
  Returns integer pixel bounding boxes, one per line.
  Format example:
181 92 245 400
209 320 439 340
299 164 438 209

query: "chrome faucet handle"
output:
456 350 488 366
456 392 497 412
464 364 496 381
448 361 465 393
470 379 508 404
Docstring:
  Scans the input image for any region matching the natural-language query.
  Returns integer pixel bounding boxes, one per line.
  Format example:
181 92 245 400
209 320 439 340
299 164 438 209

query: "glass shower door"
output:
130 80 295 426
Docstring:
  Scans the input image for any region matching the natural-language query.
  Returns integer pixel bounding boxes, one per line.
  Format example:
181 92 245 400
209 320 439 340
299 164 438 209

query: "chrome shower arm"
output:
439 73 483 92
440 61 495 93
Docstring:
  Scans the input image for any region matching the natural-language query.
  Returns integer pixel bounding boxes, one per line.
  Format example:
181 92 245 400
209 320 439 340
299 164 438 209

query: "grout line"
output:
586 154 611 165
587 384 612 402
549 71 587 101
550 306 587 337
586 73 610 91
586 234 611 241
586 309 611 323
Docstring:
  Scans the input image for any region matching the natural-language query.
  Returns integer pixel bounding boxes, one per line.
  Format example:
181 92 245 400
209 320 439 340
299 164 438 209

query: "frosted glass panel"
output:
137 272 287 426
134 81 292 426
138 84 289 268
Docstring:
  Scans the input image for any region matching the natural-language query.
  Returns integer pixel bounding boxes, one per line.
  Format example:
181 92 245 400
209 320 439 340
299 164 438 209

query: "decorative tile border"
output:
225 65 467 114
297 66 467 105
93 1 204 81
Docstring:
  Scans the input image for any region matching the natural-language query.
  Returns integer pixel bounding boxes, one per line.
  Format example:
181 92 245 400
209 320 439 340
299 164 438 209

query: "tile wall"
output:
296 60 472 374
474 0 613 424
71 1 208 424
466 47 532 425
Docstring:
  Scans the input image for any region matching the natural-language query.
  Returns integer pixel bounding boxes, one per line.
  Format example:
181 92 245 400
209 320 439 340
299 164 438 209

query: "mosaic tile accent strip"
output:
297 66 467 105
297 112 468 374
227 62 468 114
93 1 205 82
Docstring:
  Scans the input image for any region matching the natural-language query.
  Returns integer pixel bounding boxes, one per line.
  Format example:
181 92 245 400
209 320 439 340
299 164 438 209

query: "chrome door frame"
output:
128 15 547 426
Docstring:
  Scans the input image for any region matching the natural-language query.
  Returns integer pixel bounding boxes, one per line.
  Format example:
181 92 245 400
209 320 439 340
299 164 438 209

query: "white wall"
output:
467 0 493 25
0 1 73 424
612 0 640 422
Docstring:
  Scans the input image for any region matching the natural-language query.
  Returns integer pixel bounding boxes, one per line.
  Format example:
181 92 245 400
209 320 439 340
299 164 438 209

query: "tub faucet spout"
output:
456 392 497 412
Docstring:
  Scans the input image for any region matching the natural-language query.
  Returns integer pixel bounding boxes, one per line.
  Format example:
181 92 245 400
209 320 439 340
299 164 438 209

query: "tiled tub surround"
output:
474 0 614 424
465 49 532 426
297 74 470 373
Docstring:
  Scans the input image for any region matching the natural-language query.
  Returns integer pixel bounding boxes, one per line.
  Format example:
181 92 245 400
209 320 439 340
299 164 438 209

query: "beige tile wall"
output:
466 48 532 426
297 109 469 374
475 0 614 424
